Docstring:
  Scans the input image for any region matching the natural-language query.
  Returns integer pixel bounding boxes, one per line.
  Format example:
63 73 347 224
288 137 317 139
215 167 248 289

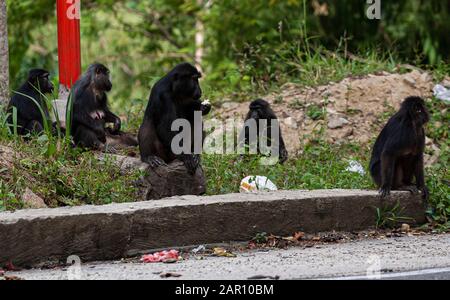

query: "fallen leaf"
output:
4 275 23 281
293 232 305 241
213 247 236 258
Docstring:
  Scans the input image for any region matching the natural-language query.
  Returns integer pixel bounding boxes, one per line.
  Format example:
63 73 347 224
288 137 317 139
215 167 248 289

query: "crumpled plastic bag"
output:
240 176 278 193
433 84 450 103
141 250 180 263
191 245 206 254
345 160 366 175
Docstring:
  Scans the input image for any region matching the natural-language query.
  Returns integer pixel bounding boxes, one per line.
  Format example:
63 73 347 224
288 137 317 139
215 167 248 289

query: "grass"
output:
203 46 400 104
375 201 414 229
0 91 141 210
203 139 373 196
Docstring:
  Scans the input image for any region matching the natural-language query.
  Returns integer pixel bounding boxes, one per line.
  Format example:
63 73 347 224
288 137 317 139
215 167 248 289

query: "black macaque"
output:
70 63 136 150
7 69 54 135
241 99 289 164
369 96 430 202
138 63 211 174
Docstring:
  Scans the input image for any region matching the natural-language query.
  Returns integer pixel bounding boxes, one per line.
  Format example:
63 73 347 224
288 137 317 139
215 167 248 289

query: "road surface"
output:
6 233 450 280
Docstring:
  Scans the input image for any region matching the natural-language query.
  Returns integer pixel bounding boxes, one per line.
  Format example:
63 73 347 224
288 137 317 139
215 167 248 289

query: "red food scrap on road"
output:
141 250 180 263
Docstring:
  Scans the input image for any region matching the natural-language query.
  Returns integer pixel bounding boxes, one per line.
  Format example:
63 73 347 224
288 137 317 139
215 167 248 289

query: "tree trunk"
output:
0 0 9 107
195 0 212 73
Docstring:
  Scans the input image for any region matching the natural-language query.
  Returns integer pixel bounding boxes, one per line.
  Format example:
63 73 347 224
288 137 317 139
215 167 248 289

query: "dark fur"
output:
242 99 288 164
138 63 211 174
7 69 54 135
70 63 129 149
369 96 430 201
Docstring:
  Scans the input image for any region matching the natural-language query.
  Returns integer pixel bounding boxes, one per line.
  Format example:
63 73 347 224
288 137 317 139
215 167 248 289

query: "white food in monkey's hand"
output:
201 99 211 106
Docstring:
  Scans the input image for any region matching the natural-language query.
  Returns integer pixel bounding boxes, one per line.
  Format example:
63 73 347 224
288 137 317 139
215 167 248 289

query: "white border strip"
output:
320 267 450 280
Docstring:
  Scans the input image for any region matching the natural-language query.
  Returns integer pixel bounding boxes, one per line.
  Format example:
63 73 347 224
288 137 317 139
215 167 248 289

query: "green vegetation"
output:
0 102 141 210
375 202 414 229
6 0 450 110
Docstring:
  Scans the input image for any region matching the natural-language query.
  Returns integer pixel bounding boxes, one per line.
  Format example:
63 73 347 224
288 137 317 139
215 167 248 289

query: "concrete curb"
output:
0 190 425 267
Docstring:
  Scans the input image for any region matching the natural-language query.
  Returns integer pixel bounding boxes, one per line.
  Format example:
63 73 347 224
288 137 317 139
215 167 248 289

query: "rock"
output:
328 115 350 129
326 107 337 114
22 188 47 209
280 82 301 90
221 102 240 111
284 117 298 129
420 72 432 83
425 137 433 146
98 154 206 200
424 154 438 167
139 160 206 200
401 223 411 233
97 153 148 173
403 77 416 87
431 144 441 154
441 78 450 87
339 128 354 139
424 144 441 167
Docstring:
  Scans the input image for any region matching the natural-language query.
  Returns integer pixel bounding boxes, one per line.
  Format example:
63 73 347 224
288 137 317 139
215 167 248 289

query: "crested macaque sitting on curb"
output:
369 96 430 202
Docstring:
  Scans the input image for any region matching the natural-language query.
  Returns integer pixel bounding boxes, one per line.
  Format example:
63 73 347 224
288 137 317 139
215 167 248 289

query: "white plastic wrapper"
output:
345 160 366 176
240 176 278 193
433 84 450 103
191 245 206 254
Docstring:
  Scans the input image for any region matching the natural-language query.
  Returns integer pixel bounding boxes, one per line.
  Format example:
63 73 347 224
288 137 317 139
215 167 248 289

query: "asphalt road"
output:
6 234 450 280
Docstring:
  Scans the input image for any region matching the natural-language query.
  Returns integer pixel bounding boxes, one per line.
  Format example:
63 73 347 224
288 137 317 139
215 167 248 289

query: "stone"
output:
403 77 416 87
221 102 240 110
401 223 411 232
328 115 350 129
284 117 298 129
98 154 206 200
139 160 206 200
22 188 47 209
0 189 426 267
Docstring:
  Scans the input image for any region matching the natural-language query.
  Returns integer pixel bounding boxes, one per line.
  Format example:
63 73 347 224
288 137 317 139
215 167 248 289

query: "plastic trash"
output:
433 84 450 103
345 160 366 175
141 249 180 263
191 245 206 254
240 176 278 193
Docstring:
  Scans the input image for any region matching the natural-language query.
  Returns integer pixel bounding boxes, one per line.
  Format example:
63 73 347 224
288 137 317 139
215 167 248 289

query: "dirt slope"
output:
213 70 437 156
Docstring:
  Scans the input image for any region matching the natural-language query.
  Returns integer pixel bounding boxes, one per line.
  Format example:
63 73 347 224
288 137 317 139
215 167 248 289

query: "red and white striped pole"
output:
56 0 81 102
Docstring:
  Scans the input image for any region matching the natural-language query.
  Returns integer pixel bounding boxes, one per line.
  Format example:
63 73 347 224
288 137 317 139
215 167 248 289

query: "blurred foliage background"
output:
7 0 450 111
